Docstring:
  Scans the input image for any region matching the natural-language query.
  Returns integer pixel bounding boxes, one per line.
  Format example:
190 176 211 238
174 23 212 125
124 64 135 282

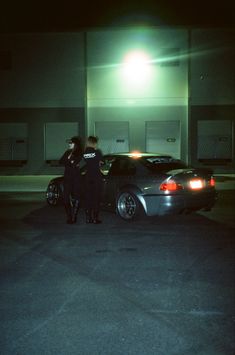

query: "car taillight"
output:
209 177 215 187
160 179 183 191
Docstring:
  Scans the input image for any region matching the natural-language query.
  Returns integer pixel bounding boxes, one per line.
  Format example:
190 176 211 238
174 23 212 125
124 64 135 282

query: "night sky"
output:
0 0 234 33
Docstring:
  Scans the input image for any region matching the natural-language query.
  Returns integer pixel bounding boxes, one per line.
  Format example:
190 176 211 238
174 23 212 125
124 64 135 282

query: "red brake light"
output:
209 177 215 187
160 179 182 191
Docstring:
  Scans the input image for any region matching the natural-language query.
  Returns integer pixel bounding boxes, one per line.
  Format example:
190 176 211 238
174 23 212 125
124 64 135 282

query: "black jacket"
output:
83 147 103 180
59 149 82 180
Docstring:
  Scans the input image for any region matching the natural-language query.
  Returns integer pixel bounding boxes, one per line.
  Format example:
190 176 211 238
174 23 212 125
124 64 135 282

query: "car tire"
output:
116 191 143 221
46 183 61 206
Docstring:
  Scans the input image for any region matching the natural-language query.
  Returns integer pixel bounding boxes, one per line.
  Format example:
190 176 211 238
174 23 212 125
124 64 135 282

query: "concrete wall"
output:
0 32 86 107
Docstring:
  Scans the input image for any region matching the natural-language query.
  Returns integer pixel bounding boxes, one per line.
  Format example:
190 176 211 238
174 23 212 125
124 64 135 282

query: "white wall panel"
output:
87 28 188 103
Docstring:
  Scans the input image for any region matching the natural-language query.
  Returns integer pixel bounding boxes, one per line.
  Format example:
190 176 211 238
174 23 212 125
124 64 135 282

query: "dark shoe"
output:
93 218 102 224
66 218 74 224
65 204 73 224
93 210 102 224
72 200 79 223
85 209 93 223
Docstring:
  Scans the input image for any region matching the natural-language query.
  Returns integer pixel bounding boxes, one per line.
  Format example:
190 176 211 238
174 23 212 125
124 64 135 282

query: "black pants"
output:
63 176 80 206
85 178 102 211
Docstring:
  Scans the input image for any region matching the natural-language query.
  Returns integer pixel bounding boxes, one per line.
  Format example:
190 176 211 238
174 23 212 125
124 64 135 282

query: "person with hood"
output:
59 136 83 224
83 136 103 224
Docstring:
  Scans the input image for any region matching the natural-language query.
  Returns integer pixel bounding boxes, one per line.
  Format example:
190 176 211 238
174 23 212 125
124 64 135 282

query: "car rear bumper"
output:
142 190 218 216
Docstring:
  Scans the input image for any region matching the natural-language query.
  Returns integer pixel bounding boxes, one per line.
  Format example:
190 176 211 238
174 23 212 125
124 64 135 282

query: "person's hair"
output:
87 136 98 145
70 136 83 155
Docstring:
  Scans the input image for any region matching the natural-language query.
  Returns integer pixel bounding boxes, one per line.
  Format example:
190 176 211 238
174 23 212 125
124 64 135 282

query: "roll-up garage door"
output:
146 120 181 158
95 121 129 154
197 120 232 161
0 123 28 161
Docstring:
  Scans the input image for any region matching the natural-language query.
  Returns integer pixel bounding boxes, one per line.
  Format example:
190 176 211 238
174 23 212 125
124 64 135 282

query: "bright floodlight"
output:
122 50 152 85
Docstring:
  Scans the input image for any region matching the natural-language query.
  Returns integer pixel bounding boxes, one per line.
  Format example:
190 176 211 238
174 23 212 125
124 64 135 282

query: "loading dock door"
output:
0 123 28 161
95 121 129 154
146 121 181 158
197 120 232 161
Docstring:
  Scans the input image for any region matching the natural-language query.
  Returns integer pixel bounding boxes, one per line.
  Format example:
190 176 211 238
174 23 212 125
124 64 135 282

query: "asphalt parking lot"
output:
0 177 234 355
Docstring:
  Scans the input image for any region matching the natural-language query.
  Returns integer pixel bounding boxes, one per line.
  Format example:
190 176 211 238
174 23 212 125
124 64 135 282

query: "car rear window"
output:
141 156 187 172
108 157 136 176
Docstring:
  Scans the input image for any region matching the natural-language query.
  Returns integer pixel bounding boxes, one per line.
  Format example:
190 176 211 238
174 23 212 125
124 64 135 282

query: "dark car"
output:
46 152 217 221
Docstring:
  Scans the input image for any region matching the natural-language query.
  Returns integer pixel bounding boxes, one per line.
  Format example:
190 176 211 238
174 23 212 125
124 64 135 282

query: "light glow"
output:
129 151 142 159
121 50 152 85
189 179 204 190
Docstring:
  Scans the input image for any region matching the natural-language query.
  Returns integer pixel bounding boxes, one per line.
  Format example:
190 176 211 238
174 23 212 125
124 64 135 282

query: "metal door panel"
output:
197 120 232 160
95 121 129 154
146 121 181 158
0 123 28 160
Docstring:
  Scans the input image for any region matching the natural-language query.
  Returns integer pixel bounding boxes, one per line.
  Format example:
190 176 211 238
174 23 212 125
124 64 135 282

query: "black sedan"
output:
46 152 217 221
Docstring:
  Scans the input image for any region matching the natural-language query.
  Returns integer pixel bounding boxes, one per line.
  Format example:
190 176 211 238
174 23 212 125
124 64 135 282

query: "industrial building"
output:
0 27 234 174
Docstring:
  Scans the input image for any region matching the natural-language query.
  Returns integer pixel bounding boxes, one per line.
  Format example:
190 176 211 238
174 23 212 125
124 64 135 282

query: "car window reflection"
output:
109 158 136 176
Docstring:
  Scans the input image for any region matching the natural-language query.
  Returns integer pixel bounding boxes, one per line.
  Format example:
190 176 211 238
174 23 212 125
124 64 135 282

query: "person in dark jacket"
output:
83 136 103 224
59 136 83 224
